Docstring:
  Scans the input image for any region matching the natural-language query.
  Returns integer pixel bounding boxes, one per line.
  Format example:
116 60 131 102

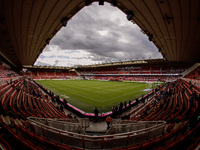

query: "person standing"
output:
136 97 139 106
112 106 116 118
141 95 145 103
63 98 67 108
115 106 118 117
94 107 99 122
124 101 127 111
106 116 111 129
119 102 123 113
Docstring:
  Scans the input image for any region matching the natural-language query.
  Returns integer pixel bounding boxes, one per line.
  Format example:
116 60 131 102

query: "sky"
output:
34 2 162 67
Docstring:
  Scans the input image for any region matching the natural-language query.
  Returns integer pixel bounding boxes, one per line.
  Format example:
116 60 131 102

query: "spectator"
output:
141 95 145 103
112 106 116 118
128 100 131 108
67 113 72 119
146 94 149 102
74 116 79 122
124 101 127 111
94 107 99 122
63 98 67 107
141 110 148 118
56 96 60 104
119 102 123 113
60 105 64 112
135 97 139 106
51 96 55 103
121 114 130 120
106 116 111 129
115 106 118 116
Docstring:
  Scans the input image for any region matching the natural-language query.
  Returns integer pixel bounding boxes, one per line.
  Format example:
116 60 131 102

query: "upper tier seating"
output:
0 66 19 78
185 66 200 80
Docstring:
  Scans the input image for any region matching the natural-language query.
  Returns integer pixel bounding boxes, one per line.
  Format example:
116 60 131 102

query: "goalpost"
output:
145 82 154 89
145 81 162 89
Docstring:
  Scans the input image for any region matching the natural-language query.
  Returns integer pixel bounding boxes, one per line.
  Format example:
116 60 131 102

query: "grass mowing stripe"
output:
36 80 153 113
38 80 104 106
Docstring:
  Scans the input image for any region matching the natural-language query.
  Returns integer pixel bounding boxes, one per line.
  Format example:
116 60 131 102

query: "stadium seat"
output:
57 144 72 150
141 140 154 149
128 144 142 150
0 134 13 150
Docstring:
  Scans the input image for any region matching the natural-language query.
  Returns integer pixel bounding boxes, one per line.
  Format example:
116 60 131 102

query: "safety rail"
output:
28 117 86 134
28 117 166 149
108 120 166 134
29 117 90 130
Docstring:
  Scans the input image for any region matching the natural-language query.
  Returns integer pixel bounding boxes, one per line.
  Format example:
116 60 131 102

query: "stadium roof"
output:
74 58 190 68
23 65 71 70
0 0 199 68
24 58 190 70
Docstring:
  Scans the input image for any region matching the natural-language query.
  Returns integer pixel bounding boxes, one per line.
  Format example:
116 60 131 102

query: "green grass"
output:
36 80 157 113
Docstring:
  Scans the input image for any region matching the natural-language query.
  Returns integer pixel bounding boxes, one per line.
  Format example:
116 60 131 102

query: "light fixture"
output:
163 15 173 24
85 0 92 6
110 1 117 6
127 12 134 21
1 30 8 35
46 38 50 45
99 0 104 5
61 17 68 27
148 34 153 41
159 0 164 4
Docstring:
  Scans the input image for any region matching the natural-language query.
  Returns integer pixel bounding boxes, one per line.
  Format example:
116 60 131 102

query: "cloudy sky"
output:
34 2 162 67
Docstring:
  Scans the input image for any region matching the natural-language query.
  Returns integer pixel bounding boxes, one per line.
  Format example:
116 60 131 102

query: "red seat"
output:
0 134 13 150
34 146 45 150
35 134 47 144
128 144 142 150
57 144 72 150
142 140 154 149
153 136 164 145
155 146 165 150
163 131 174 141
45 140 57 149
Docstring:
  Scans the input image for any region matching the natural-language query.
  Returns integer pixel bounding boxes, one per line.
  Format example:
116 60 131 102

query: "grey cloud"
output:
35 61 49 66
44 2 162 65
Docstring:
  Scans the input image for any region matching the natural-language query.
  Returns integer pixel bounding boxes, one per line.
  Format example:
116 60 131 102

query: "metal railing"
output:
80 118 90 130
28 117 86 134
108 120 165 134
28 117 166 149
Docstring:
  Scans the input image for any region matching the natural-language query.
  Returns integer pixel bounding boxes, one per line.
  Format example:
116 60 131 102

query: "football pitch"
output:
36 80 156 113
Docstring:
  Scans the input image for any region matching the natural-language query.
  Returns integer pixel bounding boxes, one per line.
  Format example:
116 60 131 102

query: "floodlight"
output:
61 17 68 27
148 34 153 41
111 1 117 6
85 0 92 6
99 0 104 5
127 12 134 21
46 38 50 45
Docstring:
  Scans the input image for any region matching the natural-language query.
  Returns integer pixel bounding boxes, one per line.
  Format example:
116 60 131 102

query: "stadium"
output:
0 0 200 149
